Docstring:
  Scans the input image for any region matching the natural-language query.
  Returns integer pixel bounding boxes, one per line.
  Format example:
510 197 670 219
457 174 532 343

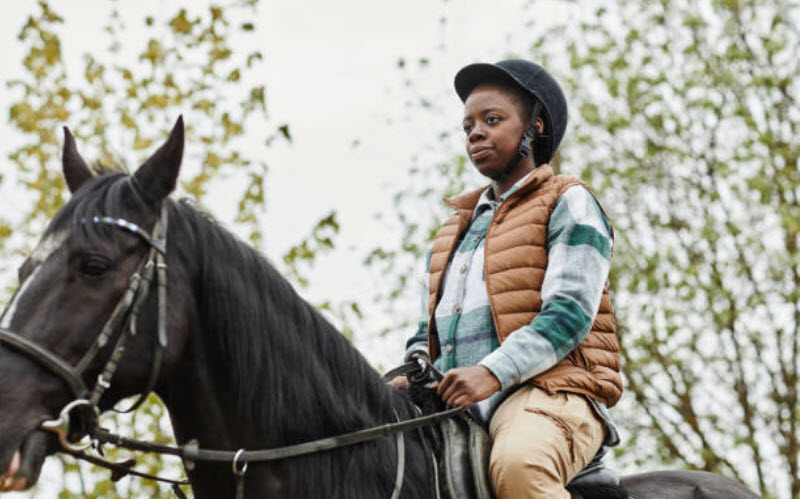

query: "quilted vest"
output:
427 165 623 407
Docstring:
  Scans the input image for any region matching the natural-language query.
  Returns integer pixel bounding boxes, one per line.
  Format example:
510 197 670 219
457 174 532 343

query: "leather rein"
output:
0 203 460 498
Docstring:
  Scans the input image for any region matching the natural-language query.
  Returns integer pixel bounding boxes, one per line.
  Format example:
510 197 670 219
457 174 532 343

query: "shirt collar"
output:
474 170 536 214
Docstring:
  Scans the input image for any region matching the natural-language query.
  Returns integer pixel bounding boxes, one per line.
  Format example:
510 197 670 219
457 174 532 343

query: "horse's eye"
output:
80 256 111 278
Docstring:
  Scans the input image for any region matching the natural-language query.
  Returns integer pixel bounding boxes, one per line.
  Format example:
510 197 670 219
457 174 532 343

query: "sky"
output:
0 1 562 494
258 0 557 365
0 0 564 367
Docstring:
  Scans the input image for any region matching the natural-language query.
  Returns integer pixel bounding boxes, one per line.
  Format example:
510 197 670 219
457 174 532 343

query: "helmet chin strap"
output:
499 100 544 179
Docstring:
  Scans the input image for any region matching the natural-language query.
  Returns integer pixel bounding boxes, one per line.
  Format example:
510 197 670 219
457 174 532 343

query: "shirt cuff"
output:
404 341 428 361
479 349 520 391
480 322 563 390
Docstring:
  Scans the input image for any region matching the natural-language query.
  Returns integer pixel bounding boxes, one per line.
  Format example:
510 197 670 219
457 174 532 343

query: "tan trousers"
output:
488 385 605 499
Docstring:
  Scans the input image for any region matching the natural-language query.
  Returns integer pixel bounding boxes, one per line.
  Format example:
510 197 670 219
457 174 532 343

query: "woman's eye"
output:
463 123 473 134
80 256 111 277
486 115 501 125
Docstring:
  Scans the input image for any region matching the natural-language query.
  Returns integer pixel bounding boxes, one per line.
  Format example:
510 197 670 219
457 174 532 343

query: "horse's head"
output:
0 117 191 490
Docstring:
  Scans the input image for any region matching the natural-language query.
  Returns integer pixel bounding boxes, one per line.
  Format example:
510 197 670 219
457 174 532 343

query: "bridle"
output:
0 200 462 499
0 202 170 446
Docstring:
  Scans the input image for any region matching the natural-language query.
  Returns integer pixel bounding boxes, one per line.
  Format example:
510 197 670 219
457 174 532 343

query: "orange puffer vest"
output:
427 165 623 407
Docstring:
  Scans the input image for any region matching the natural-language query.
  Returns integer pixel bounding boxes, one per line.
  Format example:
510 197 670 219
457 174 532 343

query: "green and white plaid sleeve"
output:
404 250 431 357
480 185 613 390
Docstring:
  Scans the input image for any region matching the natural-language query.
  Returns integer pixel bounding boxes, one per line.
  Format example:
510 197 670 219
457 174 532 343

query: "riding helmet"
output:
454 59 567 165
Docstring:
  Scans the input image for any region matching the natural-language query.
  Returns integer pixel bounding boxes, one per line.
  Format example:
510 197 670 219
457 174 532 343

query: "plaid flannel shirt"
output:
405 173 619 445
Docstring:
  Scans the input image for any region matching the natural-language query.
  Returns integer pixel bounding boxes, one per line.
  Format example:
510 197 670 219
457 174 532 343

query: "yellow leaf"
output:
121 113 136 129
42 33 60 65
206 152 220 168
193 99 214 112
133 136 152 150
141 39 164 65
169 9 193 35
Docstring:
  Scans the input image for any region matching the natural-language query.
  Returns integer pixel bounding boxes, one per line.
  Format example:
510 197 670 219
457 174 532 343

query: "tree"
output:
547 1 799 497
370 0 799 497
1 1 344 496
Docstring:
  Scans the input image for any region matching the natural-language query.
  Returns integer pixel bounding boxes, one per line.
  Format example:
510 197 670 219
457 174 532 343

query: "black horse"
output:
0 118 760 498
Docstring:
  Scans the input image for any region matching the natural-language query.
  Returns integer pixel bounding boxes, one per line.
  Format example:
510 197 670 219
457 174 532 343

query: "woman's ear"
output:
535 117 544 134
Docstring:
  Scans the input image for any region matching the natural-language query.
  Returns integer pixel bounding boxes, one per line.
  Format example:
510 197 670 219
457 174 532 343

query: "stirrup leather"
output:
439 413 493 499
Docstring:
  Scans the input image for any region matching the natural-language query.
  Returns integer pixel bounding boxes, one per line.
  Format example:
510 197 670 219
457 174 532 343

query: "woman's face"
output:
462 83 528 180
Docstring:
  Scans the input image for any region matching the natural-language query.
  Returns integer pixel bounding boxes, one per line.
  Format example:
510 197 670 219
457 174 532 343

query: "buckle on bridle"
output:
40 399 99 452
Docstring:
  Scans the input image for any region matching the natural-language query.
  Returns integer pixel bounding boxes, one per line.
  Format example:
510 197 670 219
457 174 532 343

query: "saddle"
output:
409 384 627 499
437 410 492 499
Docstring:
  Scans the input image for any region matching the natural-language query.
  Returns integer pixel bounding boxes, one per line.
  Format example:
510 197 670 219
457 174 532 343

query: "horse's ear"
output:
62 127 93 193
133 116 184 203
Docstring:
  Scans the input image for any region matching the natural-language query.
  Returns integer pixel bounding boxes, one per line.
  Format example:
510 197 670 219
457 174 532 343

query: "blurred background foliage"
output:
370 0 799 498
3 0 343 496
2 0 798 497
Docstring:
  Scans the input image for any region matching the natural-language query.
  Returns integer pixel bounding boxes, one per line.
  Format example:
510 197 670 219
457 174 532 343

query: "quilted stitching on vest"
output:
427 165 623 407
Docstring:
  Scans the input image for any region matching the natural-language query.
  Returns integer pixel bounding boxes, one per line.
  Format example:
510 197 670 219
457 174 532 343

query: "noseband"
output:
0 203 169 449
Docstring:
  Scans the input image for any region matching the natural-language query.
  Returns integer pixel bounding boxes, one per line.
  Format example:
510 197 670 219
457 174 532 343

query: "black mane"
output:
172 184 428 497
53 172 429 497
174 197 402 438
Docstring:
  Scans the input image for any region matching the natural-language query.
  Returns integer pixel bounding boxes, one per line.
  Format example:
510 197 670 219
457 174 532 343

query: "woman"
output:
392 59 623 499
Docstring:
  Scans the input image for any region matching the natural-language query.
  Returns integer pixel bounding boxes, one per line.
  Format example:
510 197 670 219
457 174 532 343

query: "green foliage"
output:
4 0 282 274
283 211 341 288
1 1 307 496
279 210 367 339
370 0 799 497
533 1 799 496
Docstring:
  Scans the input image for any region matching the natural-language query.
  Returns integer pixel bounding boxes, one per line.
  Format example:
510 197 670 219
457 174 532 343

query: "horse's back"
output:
620 470 761 498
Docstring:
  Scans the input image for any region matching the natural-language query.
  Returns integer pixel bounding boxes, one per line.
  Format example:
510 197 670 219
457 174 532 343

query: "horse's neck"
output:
157 214 426 498
161 222 400 448
161 290 405 498
158 333 245 498
159 325 235 444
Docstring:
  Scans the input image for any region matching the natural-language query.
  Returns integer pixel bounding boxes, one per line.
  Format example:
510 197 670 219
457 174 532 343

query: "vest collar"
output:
443 164 555 213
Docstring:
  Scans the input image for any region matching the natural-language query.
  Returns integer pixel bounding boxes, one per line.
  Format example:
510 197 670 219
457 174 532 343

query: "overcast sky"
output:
1 0 568 374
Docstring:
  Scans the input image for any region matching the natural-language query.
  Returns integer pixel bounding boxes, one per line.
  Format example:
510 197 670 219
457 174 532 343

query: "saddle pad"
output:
468 417 493 499
440 414 494 499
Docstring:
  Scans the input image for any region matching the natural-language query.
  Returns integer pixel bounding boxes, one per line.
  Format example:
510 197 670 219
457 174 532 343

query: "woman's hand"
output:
433 365 500 407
